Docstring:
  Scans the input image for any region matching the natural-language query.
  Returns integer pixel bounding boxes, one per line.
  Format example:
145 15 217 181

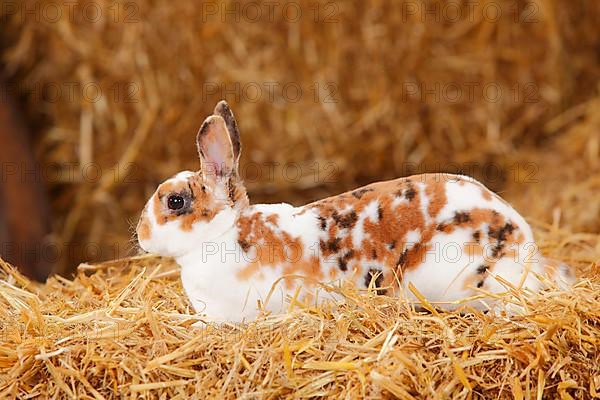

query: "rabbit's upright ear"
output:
196 115 235 178
213 100 241 169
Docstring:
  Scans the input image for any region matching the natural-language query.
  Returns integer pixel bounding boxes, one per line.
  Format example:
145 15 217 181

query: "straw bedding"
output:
0 223 598 398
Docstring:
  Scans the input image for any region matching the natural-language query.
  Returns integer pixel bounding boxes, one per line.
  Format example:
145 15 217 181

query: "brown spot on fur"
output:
454 211 471 224
326 237 342 254
337 250 354 271
352 188 372 199
470 178 509 206
404 186 417 201
481 188 492 201
238 239 251 252
227 176 249 207
425 176 448 218
318 216 327 230
227 178 236 203
333 210 358 229
266 214 279 226
137 208 152 241
488 222 515 258
281 256 323 289
462 263 491 291
396 249 408 268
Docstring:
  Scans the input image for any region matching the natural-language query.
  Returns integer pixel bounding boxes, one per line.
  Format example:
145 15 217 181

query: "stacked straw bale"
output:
1 0 599 272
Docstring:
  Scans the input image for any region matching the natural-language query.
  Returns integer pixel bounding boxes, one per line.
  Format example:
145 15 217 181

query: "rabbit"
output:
136 101 576 323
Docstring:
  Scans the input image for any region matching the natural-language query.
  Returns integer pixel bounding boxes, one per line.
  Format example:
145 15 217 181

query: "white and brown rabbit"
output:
137 101 575 322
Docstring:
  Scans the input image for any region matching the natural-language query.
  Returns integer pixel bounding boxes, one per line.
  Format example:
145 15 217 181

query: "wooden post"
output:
0 75 52 280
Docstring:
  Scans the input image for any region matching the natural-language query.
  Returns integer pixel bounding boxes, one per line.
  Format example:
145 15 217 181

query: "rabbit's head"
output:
137 101 248 257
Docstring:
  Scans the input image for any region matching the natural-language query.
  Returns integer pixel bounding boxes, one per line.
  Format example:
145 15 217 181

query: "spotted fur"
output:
137 101 576 322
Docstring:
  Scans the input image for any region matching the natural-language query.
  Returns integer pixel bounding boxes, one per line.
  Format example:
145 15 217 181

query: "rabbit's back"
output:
307 174 537 299
234 173 542 307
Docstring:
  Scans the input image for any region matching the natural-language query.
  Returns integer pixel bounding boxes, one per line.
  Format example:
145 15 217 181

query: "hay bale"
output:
0 219 598 399
1 0 600 273
504 95 600 233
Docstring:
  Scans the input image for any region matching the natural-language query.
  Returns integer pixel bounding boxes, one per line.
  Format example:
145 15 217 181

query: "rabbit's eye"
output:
167 194 185 210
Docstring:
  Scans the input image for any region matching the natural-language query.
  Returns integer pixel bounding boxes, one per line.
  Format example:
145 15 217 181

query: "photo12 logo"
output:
400 162 539 185
202 81 339 104
1 81 139 104
0 162 138 185
1 1 140 24
402 81 540 104
401 1 539 23
200 1 339 23
0 240 124 266
192 240 540 272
